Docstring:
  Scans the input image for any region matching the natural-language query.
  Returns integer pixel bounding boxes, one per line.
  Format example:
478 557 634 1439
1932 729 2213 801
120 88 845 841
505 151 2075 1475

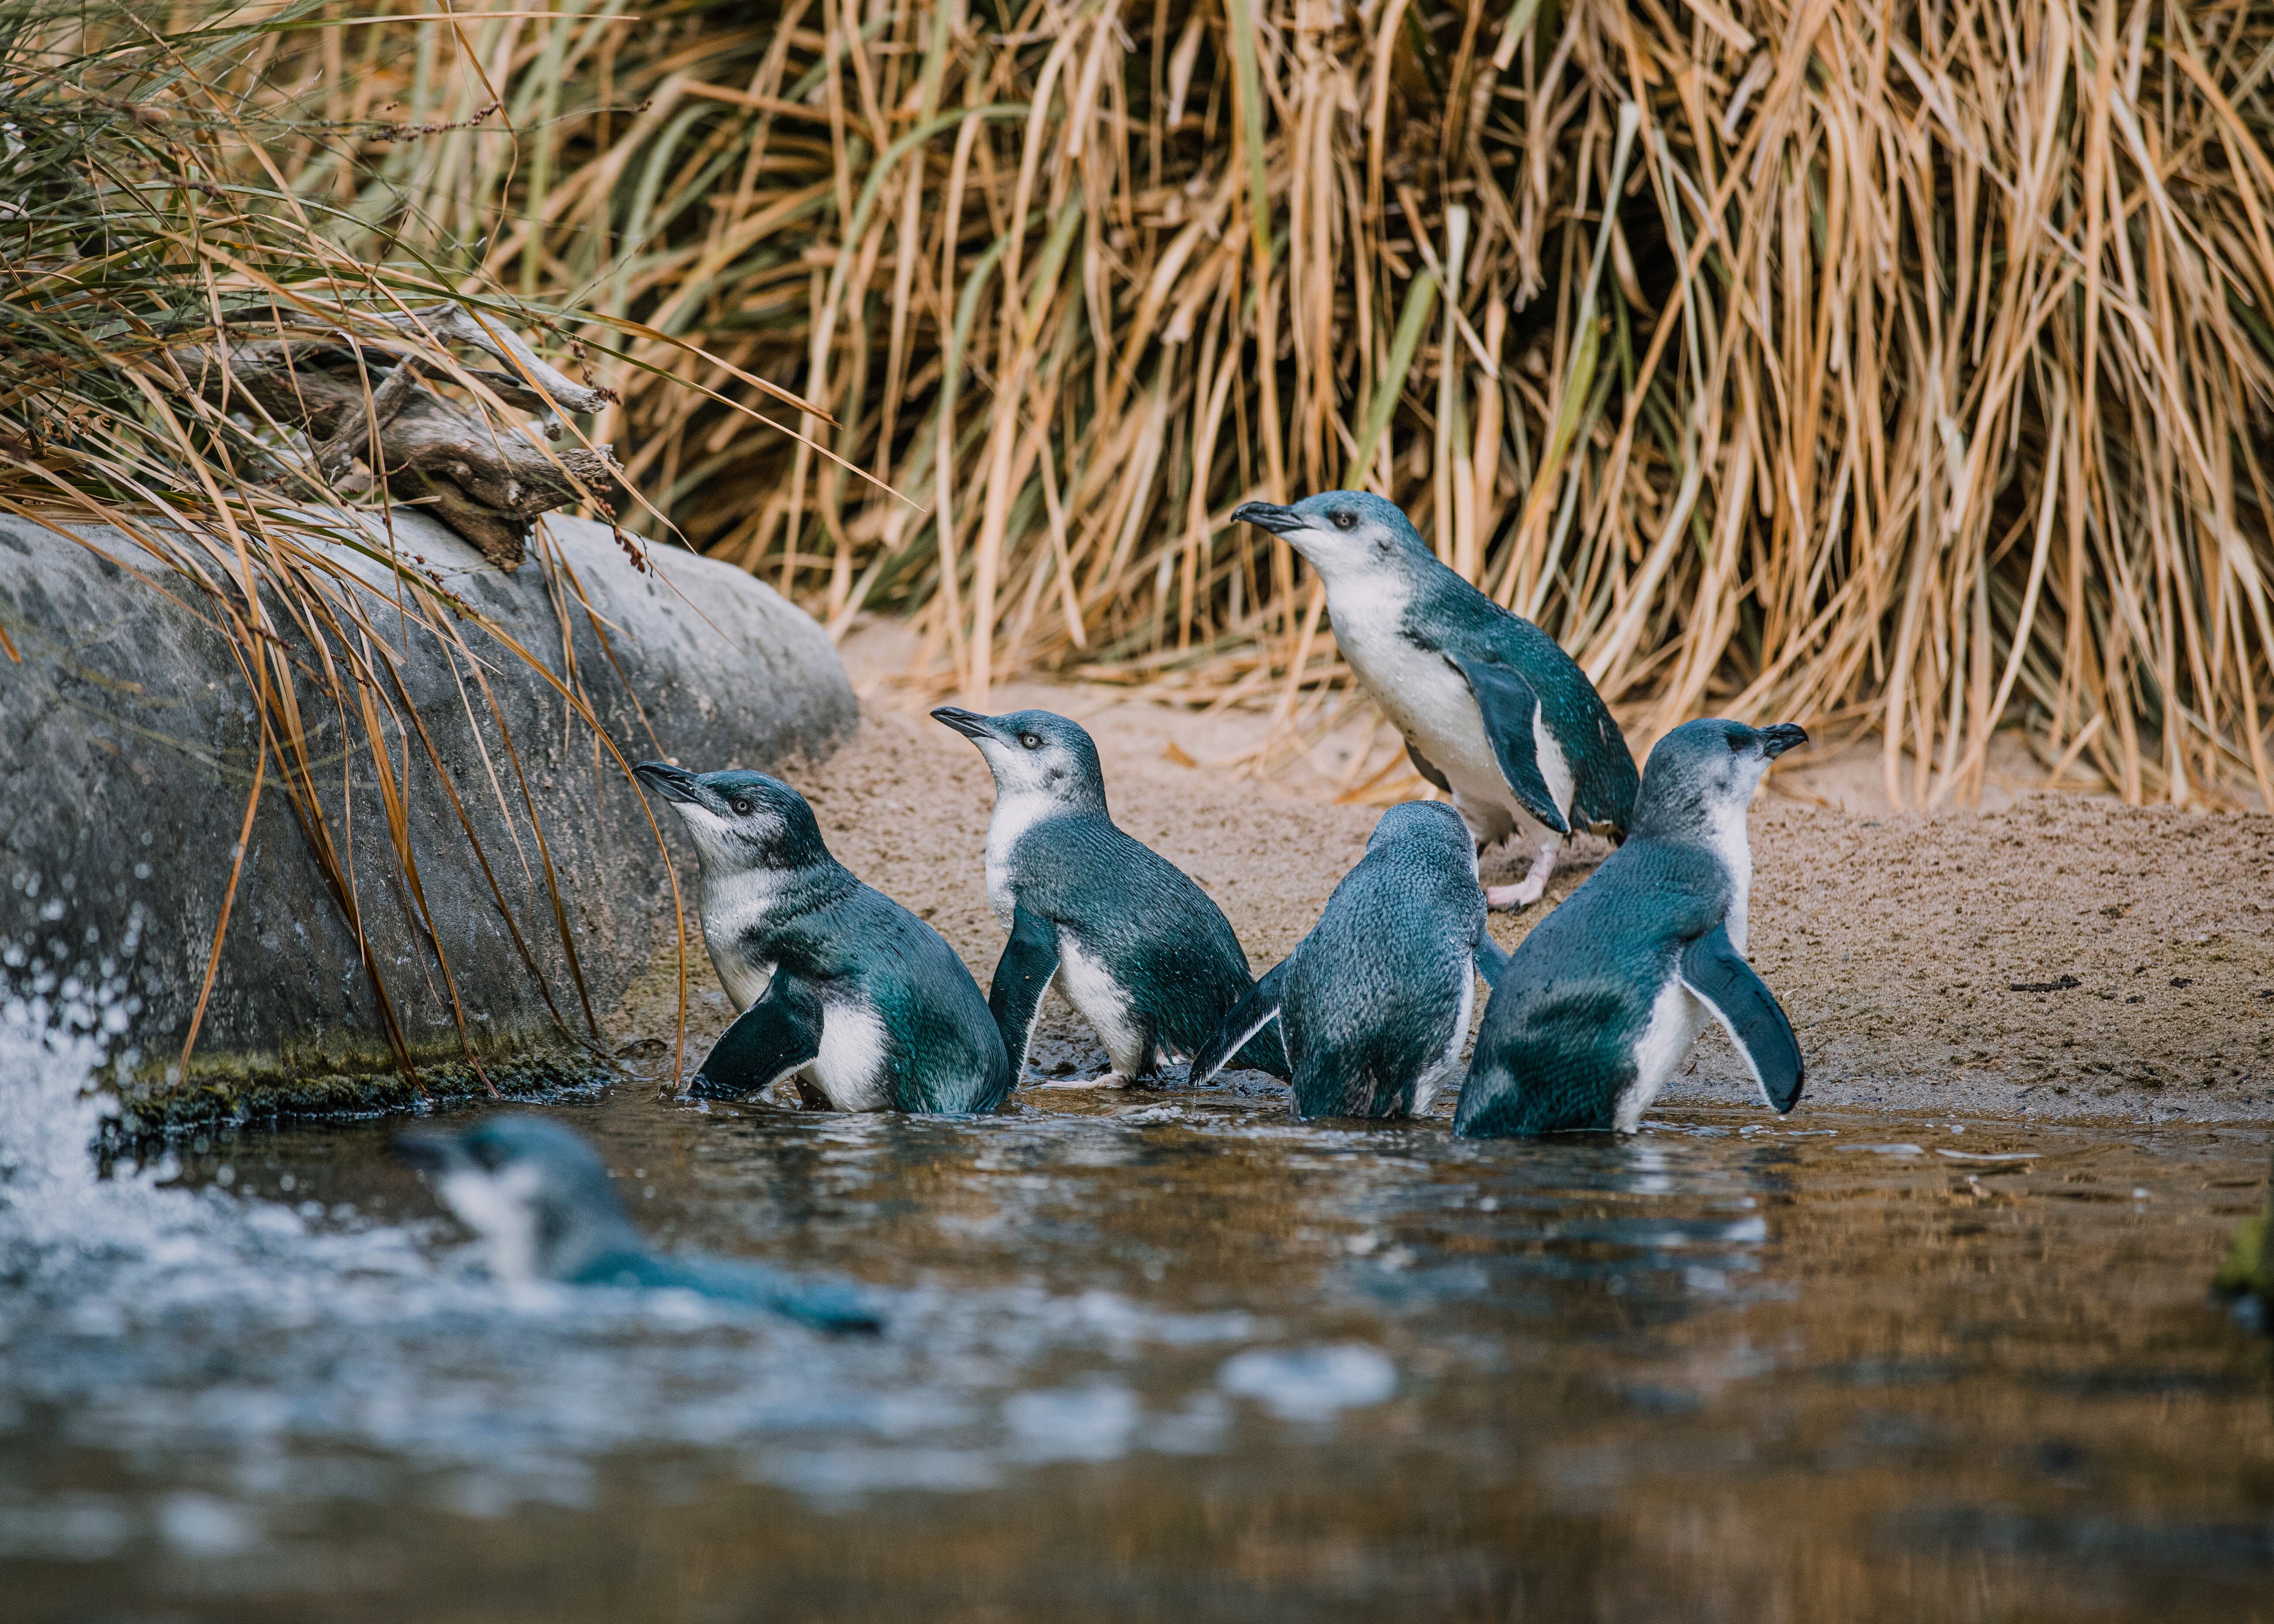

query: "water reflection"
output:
0 1009 2269 1621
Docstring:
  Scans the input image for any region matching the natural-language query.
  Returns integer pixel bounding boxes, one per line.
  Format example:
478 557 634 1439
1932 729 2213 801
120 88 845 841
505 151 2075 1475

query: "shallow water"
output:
2 1013 2271 1622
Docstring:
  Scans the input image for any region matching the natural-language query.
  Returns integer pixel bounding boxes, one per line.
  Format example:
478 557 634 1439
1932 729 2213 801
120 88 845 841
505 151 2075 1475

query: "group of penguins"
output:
397 491 1815 1332
644 489 1808 1135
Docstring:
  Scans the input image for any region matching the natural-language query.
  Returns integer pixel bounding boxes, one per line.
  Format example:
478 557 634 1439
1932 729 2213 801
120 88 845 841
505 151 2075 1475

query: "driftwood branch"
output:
376 305 614 417
179 330 619 570
315 353 424 480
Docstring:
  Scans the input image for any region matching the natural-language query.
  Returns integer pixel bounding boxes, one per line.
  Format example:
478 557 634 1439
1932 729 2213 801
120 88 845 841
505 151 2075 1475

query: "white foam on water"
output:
1003 1382 1141 1461
1218 1344 1398 1422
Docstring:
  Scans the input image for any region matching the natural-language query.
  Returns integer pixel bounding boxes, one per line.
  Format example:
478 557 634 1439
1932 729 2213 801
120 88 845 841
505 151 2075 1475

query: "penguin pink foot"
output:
1483 845 1559 910
1030 1072 1132 1091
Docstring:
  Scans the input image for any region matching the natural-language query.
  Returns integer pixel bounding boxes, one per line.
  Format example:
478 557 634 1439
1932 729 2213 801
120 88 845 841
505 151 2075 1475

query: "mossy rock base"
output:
0 508 856 1119
110 1056 610 1135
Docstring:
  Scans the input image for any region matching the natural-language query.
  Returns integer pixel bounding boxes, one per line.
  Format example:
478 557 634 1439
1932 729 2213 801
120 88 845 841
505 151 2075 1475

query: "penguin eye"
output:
1725 735 1748 755
728 796 754 816
1019 732 1042 750
1330 509 1357 530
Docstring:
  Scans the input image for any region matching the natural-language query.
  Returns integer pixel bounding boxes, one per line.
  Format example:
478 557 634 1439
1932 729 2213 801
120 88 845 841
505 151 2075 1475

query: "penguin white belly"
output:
1409 957 1477 1117
1702 799 1755 952
1057 935 1149 1077
1615 977 1711 1132
1327 588 1570 848
983 792 1055 928
805 998 891 1111
437 1161 548 1282
701 870 783 1008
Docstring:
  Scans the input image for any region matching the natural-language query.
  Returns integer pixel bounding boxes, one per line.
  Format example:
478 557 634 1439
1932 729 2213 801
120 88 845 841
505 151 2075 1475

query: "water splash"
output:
0 999 1284 1539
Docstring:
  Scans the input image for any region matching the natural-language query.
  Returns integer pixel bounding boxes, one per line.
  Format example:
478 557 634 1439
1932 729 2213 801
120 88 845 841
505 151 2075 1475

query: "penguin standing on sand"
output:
1188 800 1506 1120
931 707 1287 1087
1232 492 1637 909
1454 719 1809 1137
634 763 1011 1113
393 1116 881 1332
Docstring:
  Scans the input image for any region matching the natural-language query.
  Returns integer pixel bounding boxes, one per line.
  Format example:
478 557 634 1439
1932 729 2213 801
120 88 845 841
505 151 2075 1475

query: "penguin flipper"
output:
690 974 825 1099
1678 925 1805 1113
1227 1017 1292 1079
988 901 1061 1079
1405 738 1452 793
1444 654 1571 836
1474 920 1511 985
1187 959 1289 1087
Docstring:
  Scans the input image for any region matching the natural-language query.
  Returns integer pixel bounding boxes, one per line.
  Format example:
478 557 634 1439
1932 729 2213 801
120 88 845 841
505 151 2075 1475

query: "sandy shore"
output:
624 639 2274 1127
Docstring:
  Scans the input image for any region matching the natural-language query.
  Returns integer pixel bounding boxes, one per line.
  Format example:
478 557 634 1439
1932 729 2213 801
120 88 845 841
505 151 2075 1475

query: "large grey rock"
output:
0 509 856 1122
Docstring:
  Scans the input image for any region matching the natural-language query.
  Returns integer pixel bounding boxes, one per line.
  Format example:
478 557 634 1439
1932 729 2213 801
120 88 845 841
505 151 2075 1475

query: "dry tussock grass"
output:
13 0 2274 817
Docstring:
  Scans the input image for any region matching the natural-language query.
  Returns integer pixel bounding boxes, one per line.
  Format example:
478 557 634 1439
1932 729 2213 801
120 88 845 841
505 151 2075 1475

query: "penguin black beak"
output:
1230 500 1306 536
1758 723 1810 759
633 760 704 804
929 706 1000 742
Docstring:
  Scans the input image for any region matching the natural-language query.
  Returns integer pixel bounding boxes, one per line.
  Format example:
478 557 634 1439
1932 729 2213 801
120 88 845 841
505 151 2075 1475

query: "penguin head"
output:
929 707 1108 812
633 763 832 875
1630 720 1809 843
392 1115 640 1283
1231 491 1431 587
1367 799 1476 867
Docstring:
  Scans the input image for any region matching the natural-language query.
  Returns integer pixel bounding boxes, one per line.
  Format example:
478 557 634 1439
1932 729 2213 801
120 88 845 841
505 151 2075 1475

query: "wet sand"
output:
625 640 2274 1126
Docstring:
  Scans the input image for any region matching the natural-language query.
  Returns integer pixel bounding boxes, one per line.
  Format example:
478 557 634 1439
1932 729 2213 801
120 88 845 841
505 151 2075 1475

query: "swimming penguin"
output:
633 763 1011 1113
1453 719 1809 1137
1231 492 1637 909
392 1115 882 1332
1188 800 1506 1120
929 706 1288 1087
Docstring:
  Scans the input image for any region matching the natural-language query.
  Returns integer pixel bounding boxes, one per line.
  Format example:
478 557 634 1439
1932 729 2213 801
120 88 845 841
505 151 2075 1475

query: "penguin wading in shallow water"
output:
634 763 1011 1113
1232 492 1637 909
1453 719 1809 1137
393 1116 882 1332
1188 800 1507 1120
931 707 1289 1087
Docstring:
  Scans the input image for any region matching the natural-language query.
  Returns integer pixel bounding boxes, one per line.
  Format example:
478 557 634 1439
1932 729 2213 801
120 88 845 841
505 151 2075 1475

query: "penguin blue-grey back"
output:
1232 492 1636 909
393 1116 881 1331
633 763 1011 1113
1189 800 1500 1120
932 706 1287 1086
1454 719 1807 1137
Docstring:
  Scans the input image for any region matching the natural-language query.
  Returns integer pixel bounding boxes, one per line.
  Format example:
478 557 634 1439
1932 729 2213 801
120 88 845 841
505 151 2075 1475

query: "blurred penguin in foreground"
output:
395 1116 882 1333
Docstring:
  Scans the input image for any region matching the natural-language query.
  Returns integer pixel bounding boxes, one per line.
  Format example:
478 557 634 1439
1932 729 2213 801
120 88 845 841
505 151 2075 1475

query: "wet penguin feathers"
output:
1191 800 1496 1120
931 706 1287 1084
634 763 1011 1114
393 1116 881 1332
1455 719 1807 1137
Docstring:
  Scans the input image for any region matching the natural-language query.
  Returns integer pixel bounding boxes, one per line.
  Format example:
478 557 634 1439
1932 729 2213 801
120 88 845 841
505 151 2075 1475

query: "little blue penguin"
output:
392 1115 882 1332
1232 492 1637 908
634 763 1011 1113
1453 719 1809 1137
1187 800 1506 1120
930 706 1288 1087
